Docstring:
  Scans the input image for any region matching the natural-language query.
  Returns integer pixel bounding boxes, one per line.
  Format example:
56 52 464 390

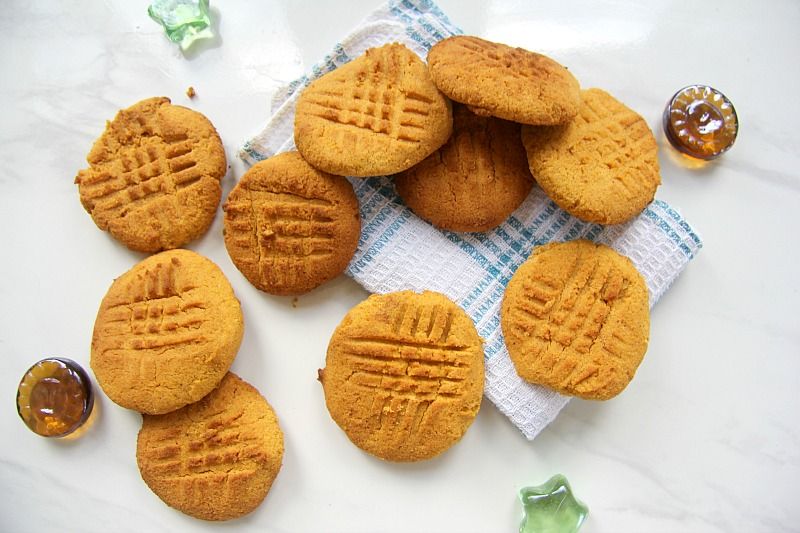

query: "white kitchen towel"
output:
240 0 703 440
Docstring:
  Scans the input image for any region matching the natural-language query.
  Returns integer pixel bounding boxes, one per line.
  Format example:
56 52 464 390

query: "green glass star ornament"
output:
148 0 213 50
519 474 589 533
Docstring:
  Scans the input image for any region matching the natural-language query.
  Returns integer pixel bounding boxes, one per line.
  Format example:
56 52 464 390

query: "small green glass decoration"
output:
147 0 213 50
519 474 589 533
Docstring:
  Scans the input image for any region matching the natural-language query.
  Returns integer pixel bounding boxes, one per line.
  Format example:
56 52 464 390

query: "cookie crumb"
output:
291 297 299 308
186 86 196 98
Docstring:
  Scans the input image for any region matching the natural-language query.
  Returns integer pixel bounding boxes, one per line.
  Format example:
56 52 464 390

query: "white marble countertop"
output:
1 1 798 532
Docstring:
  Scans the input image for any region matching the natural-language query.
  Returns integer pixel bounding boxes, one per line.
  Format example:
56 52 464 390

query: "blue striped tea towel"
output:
240 0 703 440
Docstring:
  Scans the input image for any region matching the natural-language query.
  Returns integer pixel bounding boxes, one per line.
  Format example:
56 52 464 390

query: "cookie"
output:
295 43 453 177
501 240 649 400
427 36 580 125
395 103 533 232
223 151 361 295
137 372 284 521
521 88 661 225
75 97 226 252
320 290 484 462
91 249 243 414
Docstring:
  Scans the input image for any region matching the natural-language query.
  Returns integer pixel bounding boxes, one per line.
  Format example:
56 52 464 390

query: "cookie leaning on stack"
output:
427 35 581 126
294 43 453 177
521 88 661 225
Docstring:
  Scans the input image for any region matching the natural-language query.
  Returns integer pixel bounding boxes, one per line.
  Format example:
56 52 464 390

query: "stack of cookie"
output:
75 100 285 521
425 36 661 227
287 36 660 234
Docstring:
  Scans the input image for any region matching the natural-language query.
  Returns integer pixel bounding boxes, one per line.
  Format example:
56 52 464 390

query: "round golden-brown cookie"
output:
137 372 284 521
91 249 243 414
501 240 650 400
75 97 226 252
427 36 580 126
320 290 484 462
223 151 361 296
295 43 453 177
395 103 533 232
521 88 661 225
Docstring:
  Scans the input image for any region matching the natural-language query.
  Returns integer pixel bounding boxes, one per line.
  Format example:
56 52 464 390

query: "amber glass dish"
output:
663 85 738 160
17 358 94 438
